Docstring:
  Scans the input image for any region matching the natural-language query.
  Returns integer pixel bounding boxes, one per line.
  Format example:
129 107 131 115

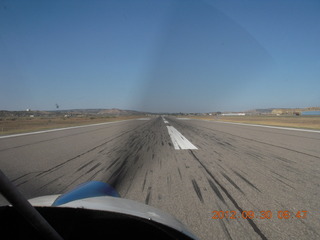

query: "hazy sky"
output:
1 0 319 112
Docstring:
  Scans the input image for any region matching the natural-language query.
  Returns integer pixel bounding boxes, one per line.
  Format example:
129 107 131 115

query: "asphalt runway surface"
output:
1 116 320 240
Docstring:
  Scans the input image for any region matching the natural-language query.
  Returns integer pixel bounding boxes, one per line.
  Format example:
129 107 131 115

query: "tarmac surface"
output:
1 116 320 240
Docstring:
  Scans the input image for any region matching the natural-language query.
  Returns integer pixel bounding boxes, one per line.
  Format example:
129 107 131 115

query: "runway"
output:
1 116 320 240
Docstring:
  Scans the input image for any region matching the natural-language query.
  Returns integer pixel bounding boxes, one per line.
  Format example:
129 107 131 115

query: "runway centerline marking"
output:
162 117 169 124
166 126 198 150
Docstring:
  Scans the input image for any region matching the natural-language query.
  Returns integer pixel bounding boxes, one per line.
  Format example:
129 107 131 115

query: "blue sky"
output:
0 0 319 112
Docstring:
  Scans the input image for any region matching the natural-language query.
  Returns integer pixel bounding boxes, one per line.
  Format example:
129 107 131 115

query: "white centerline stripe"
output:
166 126 198 150
162 117 169 124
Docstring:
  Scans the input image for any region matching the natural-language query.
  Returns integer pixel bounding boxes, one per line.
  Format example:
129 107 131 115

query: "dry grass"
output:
0 115 145 136
187 115 320 130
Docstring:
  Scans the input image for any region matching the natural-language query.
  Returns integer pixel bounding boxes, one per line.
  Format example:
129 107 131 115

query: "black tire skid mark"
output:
189 150 268 240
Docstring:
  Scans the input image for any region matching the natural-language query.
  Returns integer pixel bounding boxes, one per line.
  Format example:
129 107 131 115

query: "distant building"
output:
221 113 246 116
26 109 31 112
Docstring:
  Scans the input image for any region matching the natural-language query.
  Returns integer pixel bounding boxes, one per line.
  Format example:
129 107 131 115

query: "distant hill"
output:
0 110 53 118
0 108 148 118
97 108 144 116
58 108 145 116
271 107 320 115
246 107 320 115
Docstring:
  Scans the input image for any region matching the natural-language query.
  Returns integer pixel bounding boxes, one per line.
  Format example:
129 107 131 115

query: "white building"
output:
221 113 246 116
